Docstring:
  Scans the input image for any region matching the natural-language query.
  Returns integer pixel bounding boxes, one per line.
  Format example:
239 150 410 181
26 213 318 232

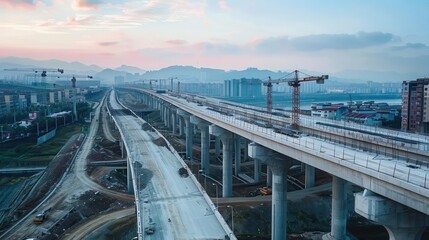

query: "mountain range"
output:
0 56 419 85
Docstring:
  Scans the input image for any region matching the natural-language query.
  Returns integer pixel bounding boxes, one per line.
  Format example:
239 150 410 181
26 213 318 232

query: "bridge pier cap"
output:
190 115 209 127
355 190 429 240
248 142 291 169
176 108 190 118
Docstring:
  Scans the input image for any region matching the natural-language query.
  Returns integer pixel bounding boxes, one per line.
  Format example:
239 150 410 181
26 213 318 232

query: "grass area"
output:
0 123 87 168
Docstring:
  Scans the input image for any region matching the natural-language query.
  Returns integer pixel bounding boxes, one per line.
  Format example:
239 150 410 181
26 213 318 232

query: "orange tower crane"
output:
263 70 328 129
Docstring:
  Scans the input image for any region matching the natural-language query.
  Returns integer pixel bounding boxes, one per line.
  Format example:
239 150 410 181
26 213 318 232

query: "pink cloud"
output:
98 41 118 46
165 39 187 45
218 0 229 11
73 0 102 10
0 0 38 9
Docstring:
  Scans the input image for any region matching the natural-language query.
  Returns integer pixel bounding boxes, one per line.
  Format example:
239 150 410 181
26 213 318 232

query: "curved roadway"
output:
109 90 233 239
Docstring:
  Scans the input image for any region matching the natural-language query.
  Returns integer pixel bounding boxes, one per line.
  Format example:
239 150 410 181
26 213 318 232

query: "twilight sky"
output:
0 0 428 74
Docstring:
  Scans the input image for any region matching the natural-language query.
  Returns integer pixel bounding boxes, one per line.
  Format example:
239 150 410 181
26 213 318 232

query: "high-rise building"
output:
401 78 429 133
224 78 262 97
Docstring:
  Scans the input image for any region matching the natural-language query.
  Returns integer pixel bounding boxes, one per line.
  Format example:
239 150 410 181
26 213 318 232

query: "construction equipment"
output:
262 70 328 129
58 75 93 121
4 68 64 84
248 187 272 197
33 208 51 224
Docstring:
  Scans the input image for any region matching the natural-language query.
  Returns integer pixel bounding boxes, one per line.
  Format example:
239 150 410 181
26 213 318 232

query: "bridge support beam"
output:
215 136 221 157
254 158 261 182
234 135 241 176
178 116 184 136
171 111 177 134
190 116 211 176
177 109 193 160
210 125 233 197
267 166 273 187
127 157 133 193
305 164 315 188
249 142 289 240
323 176 348 240
355 190 429 240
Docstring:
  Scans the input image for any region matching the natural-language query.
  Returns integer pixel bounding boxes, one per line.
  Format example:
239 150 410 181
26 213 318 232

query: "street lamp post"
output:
212 183 218 209
227 205 234 234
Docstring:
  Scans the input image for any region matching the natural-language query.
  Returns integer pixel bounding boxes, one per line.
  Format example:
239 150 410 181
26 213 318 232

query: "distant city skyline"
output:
0 0 428 76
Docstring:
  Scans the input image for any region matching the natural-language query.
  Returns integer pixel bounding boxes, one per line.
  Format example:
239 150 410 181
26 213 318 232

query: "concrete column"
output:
305 164 315 188
177 110 193 160
355 190 429 240
191 116 211 176
184 118 192 160
178 117 184 136
160 105 164 121
271 166 288 240
164 107 168 127
254 158 261 182
249 142 289 240
171 112 177 134
323 176 348 240
215 136 221 157
243 139 249 162
127 158 133 193
210 125 233 197
267 166 273 187
234 135 241 176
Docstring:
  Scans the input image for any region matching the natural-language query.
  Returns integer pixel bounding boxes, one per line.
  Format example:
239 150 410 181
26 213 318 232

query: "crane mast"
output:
262 70 328 129
63 75 93 121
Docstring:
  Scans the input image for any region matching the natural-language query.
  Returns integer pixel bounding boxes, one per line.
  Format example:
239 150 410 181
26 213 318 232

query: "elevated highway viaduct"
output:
116 87 429 240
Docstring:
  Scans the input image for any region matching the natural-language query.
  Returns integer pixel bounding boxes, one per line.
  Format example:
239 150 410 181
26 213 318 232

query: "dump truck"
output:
248 187 272 197
33 208 51 224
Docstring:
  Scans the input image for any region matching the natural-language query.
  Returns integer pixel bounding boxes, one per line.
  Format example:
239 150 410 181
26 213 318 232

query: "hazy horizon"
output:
0 1 428 78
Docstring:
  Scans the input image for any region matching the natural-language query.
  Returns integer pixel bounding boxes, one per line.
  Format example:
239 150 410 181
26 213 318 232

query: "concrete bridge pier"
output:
254 158 261 182
127 157 133 193
215 136 221 157
267 166 273 187
323 176 348 240
305 164 315 188
355 190 429 240
248 142 289 240
234 134 241 176
177 109 193 160
171 111 177 134
178 116 184 136
190 116 211 176
210 125 233 197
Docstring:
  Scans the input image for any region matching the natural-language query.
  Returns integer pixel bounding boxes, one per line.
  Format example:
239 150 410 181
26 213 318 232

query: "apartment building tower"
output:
401 78 429 133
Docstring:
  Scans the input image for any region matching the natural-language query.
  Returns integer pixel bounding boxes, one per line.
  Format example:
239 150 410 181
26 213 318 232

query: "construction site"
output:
0 86 401 240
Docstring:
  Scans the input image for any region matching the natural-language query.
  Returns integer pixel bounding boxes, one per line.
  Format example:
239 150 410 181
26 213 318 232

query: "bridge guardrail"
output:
111 89 236 239
155 92 429 193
